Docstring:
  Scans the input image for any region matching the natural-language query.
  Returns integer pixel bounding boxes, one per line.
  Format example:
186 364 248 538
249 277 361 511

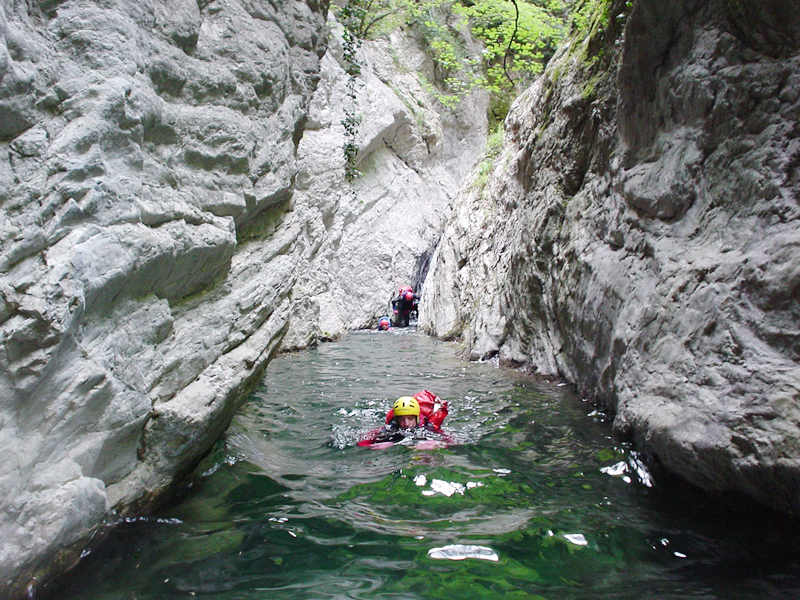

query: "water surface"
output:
44 329 800 599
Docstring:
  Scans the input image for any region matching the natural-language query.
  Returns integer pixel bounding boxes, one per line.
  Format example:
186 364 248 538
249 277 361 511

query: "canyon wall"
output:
0 0 487 596
422 0 800 516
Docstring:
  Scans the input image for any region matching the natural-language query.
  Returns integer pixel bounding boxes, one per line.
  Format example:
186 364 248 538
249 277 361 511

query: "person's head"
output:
378 316 390 330
404 291 414 301
393 396 420 428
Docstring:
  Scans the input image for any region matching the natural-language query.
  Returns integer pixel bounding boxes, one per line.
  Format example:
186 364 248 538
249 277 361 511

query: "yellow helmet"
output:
393 396 420 417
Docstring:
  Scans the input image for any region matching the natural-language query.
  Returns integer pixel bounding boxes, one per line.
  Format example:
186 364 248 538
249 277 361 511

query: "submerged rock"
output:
422 0 800 516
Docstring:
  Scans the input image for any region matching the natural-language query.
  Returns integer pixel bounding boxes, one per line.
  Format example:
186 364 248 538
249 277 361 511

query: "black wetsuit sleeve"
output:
373 425 404 443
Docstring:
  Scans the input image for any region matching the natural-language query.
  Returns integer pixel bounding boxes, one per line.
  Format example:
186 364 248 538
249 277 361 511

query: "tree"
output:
456 0 568 92
333 0 581 175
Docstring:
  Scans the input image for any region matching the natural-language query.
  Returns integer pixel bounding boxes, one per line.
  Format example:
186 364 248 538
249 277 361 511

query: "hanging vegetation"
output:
338 2 365 181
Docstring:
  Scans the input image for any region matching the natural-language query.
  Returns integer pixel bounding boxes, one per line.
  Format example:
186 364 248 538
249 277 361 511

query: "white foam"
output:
564 534 588 546
428 544 499 561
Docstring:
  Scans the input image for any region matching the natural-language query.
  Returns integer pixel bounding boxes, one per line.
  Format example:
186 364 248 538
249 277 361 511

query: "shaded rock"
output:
422 0 800 517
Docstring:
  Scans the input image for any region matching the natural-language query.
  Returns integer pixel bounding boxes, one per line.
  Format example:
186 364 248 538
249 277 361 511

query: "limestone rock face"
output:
283 23 487 345
0 0 486 596
421 0 800 515
0 1 325 594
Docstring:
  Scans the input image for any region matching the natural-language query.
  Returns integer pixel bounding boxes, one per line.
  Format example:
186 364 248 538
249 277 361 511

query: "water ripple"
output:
42 331 800 600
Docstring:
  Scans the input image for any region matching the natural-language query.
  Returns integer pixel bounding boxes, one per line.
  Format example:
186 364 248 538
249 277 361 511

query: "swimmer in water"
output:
357 392 451 447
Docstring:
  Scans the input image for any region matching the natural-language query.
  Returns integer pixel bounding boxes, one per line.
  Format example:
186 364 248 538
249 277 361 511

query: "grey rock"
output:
422 0 800 516
0 0 326 596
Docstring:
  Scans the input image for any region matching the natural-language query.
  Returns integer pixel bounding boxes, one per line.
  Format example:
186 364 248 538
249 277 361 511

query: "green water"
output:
44 330 800 599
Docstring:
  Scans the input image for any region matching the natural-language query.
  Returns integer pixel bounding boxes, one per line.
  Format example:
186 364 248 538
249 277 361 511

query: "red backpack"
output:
384 390 448 430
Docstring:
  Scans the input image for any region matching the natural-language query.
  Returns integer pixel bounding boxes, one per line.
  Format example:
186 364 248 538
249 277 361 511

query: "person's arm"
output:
373 424 403 443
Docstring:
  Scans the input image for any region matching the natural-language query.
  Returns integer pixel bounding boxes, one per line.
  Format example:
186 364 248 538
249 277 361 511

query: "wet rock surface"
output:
421 0 800 516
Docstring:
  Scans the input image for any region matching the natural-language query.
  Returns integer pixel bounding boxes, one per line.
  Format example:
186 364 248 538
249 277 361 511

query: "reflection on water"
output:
44 329 800 600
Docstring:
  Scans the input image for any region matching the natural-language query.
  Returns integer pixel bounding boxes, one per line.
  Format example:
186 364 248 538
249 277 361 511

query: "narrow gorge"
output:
0 0 798 597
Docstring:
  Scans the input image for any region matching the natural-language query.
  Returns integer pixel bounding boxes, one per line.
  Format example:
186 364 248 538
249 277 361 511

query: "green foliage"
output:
332 0 598 173
337 0 407 39
397 0 571 107
335 0 579 108
455 0 568 92
569 0 611 37
488 93 512 129
472 124 505 192
401 0 480 107
338 1 367 181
